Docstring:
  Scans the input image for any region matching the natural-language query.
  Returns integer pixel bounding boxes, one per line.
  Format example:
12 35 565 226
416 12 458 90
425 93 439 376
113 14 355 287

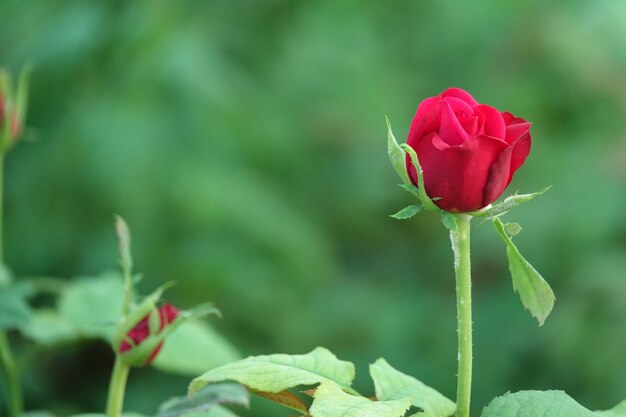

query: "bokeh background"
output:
1 0 626 416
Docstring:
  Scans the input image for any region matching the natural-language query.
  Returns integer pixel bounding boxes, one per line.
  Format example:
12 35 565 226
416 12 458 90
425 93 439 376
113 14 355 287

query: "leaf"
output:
597 401 626 417
440 213 458 233
153 319 240 376
400 143 439 212
493 219 555 326
310 381 410 417
68 414 145 417
370 358 455 417
480 390 597 417
187 405 243 417
471 187 551 219
386 116 411 185
19 309 77 345
23 411 58 417
390 205 423 220
156 383 249 417
0 285 32 329
181 405 242 417
189 347 355 397
58 271 124 341
250 389 308 414
504 222 522 237
0 263 13 286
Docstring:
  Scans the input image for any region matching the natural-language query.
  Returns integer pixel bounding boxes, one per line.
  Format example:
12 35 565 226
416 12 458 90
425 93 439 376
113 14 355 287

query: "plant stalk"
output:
0 333 23 417
0 152 25 417
105 356 130 417
450 214 472 417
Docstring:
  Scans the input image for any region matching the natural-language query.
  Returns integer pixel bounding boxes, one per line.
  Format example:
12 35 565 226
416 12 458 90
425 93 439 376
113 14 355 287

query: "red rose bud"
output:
405 88 531 212
119 304 179 364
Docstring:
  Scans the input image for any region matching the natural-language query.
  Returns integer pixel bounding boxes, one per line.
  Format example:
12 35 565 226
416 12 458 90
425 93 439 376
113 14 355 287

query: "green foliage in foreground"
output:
482 391 626 417
191 348 455 417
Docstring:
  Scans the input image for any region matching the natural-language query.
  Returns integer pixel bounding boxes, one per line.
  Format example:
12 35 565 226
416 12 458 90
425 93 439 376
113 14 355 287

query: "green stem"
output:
0 152 24 417
105 356 130 417
450 214 472 417
0 333 23 417
1 152 3 260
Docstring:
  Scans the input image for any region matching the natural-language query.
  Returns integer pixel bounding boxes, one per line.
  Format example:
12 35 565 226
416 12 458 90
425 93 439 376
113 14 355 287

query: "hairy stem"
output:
450 214 472 417
105 356 130 417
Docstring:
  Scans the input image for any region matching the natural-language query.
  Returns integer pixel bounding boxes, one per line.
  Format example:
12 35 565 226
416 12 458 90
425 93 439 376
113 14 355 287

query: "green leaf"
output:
386 116 410 185
249 389 308 414
493 219 555 326
440 213 458 233
597 401 626 417
0 263 13 286
400 143 439 212
189 347 355 397
480 390 597 417
156 383 249 417
19 309 77 345
68 414 145 417
504 222 522 237
184 405 242 417
24 411 58 417
0 286 32 329
310 381 411 417
390 205 423 220
471 187 551 219
370 358 455 417
59 271 124 341
153 319 240 376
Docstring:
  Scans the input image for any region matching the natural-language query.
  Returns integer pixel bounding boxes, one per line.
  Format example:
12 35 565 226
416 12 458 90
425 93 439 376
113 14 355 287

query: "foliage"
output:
1 0 626 415
190 349 454 417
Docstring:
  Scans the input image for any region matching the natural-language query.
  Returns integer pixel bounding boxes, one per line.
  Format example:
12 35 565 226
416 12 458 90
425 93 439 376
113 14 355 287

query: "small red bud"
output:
119 304 180 364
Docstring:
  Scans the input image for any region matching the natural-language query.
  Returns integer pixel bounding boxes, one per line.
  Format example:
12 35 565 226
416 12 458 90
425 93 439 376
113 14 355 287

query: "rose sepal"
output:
118 303 220 367
0 65 31 152
112 282 174 349
400 143 439 212
468 186 551 219
386 116 411 185
390 204 424 220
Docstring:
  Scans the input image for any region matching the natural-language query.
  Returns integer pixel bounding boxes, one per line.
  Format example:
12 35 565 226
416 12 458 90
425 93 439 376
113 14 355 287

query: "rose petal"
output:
442 96 474 115
440 87 479 106
438 100 470 146
411 133 509 212
502 111 527 126
483 129 532 205
474 104 505 139
505 121 531 144
407 97 440 145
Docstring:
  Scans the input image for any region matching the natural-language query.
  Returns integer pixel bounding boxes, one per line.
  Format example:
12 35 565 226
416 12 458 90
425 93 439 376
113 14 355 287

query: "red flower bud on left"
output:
1 65 30 151
119 304 179 364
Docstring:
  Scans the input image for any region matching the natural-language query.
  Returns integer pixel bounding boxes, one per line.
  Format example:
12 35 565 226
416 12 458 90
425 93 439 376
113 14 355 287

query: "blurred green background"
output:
1 0 626 416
